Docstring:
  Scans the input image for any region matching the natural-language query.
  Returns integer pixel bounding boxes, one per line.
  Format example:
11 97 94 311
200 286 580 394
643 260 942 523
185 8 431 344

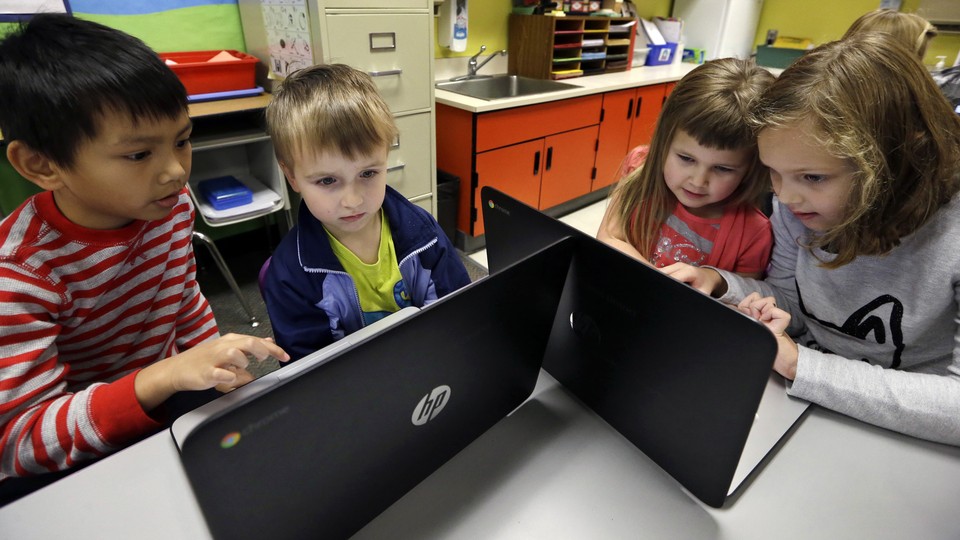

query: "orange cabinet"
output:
474 139 543 233
474 124 599 234
592 83 668 191
437 95 602 248
538 126 600 209
436 83 672 250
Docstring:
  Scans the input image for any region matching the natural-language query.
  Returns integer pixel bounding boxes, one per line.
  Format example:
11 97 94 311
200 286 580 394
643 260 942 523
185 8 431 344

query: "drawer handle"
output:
369 69 403 77
387 163 406 172
546 147 553 171
370 32 397 51
533 151 541 176
626 98 634 120
635 97 643 119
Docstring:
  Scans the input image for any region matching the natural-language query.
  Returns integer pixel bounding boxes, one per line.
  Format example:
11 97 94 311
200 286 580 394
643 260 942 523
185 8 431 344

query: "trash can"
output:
436 170 460 245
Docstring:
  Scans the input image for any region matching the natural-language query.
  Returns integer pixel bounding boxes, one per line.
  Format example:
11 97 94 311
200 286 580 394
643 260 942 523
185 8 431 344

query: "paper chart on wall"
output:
259 0 314 80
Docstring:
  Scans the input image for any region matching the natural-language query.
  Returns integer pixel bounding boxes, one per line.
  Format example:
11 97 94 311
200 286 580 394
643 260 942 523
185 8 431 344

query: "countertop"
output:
434 63 699 113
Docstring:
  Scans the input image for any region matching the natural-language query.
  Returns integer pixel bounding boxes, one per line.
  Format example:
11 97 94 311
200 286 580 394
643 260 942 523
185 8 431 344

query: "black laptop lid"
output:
177 239 573 539
482 186 583 274
481 187 776 508
544 243 776 508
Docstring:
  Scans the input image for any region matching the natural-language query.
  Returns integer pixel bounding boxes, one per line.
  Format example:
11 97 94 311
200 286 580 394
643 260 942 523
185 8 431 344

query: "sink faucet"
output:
451 45 507 81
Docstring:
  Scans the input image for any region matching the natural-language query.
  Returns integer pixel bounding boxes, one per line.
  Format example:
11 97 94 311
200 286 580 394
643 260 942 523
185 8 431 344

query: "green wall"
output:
0 5 245 51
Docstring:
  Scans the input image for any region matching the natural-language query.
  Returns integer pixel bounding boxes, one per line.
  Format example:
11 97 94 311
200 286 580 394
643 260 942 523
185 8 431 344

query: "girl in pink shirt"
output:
598 58 774 277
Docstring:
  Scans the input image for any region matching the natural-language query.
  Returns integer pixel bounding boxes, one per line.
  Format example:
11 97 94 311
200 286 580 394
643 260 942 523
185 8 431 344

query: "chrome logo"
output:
488 200 495 209
221 432 241 448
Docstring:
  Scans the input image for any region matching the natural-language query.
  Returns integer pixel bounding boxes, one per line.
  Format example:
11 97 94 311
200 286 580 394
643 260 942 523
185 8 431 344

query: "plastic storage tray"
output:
198 175 254 211
159 50 258 95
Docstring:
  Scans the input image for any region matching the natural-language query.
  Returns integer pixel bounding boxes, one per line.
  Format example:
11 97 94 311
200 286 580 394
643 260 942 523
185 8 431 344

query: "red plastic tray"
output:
159 50 258 96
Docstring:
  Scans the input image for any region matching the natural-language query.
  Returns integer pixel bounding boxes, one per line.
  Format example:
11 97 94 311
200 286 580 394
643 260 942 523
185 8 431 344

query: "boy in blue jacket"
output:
263 64 470 360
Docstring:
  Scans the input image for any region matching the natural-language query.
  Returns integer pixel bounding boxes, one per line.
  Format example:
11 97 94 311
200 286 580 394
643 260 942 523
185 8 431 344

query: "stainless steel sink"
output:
435 75 579 101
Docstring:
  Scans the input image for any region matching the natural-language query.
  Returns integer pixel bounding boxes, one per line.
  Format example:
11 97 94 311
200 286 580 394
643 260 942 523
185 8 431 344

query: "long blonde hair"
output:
751 34 960 268
842 9 938 59
610 58 774 258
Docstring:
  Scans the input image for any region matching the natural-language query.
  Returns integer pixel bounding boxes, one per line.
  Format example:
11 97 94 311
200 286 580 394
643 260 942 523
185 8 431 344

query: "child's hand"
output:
736 293 798 380
135 334 289 410
660 262 727 297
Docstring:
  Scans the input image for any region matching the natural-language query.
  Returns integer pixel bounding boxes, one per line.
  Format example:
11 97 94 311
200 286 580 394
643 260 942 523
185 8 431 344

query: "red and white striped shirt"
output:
0 189 218 479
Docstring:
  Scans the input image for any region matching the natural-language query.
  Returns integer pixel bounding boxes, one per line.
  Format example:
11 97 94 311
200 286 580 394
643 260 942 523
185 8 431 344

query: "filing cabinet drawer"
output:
387 112 432 199
325 14 432 114
412 195 433 215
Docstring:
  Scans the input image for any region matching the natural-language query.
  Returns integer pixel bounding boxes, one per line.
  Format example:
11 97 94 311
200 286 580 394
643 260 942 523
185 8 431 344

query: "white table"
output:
2 372 958 539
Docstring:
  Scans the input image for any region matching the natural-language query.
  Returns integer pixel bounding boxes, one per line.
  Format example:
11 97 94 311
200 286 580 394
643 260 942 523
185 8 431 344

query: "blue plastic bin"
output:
646 43 678 66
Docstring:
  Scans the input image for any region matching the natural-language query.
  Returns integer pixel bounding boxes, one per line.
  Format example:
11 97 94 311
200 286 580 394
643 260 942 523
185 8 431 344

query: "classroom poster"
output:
259 0 313 79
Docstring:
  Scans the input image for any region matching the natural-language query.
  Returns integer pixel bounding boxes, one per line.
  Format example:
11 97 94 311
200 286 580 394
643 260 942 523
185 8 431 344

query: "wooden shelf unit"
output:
508 14 636 81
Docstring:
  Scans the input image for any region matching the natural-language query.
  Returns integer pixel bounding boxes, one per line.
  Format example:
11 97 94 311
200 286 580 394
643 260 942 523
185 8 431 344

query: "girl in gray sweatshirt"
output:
663 34 960 446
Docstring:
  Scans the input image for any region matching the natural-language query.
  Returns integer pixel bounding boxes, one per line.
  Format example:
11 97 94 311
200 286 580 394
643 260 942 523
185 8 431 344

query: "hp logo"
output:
412 385 451 426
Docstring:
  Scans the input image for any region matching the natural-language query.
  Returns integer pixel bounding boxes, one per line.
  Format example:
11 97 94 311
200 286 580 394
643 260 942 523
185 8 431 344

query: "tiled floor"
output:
467 198 609 269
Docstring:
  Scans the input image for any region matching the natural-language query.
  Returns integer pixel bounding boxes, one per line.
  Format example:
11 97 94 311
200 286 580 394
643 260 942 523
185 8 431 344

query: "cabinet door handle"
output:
387 163 406 172
546 146 553 172
626 98 634 120
533 151 541 176
369 69 403 77
635 97 643 119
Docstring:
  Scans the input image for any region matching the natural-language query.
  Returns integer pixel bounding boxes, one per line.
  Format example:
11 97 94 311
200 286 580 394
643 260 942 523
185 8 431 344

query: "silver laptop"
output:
481 186 810 507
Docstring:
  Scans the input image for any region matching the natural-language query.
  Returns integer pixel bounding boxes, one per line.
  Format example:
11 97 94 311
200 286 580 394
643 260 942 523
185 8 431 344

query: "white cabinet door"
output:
324 13 432 114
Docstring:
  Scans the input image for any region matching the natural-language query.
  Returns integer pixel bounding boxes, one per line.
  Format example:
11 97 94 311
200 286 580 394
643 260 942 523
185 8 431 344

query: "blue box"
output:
198 176 253 211
646 42 678 66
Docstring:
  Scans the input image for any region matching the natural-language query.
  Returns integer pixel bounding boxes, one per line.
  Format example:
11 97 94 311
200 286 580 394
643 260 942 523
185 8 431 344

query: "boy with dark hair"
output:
263 64 470 360
0 14 287 502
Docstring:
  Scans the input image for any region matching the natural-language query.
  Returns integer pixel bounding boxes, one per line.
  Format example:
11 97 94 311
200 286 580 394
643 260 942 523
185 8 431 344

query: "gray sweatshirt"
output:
717 197 960 446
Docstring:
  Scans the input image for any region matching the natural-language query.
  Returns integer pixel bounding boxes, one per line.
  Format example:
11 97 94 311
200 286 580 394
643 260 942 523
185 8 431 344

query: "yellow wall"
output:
754 0 960 67
433 0 959 67
433 0 673 58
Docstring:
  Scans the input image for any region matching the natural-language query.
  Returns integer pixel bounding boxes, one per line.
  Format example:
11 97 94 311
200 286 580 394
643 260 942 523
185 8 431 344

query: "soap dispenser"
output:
438 0 468 52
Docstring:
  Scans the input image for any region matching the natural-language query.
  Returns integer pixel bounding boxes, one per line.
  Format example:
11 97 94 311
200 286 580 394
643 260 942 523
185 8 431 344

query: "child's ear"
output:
5 141 65 191
279 162 300 194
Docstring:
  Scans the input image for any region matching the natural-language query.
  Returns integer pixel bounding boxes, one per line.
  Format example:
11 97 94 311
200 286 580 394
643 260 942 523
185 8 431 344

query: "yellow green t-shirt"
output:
327 211 411 325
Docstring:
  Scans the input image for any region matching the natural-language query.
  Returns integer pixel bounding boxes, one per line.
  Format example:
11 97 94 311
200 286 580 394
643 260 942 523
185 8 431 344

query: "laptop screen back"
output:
544 244 776 507
481 187 779 508
176 239 573 539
